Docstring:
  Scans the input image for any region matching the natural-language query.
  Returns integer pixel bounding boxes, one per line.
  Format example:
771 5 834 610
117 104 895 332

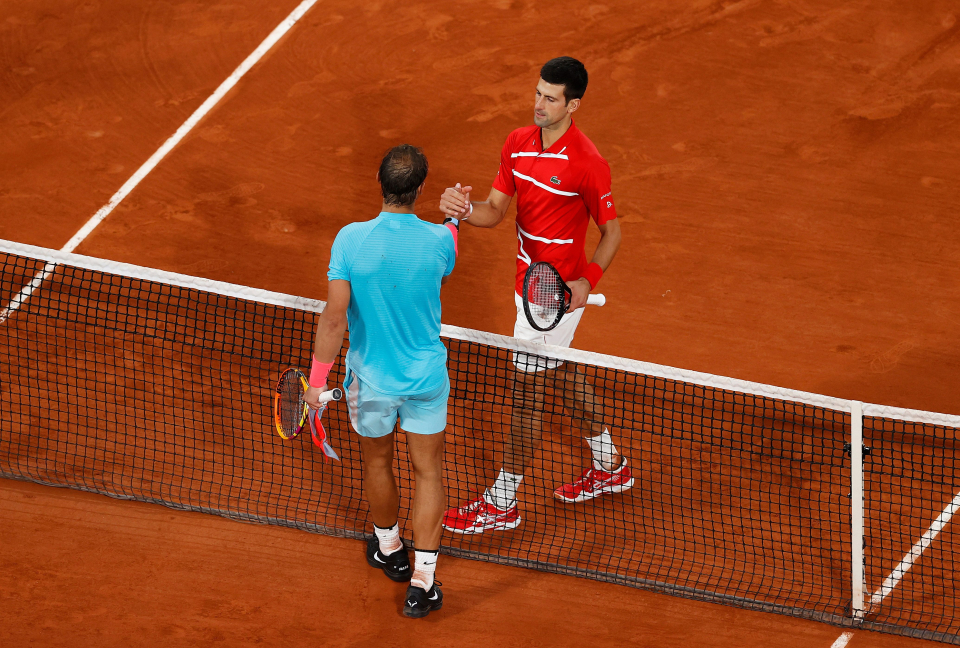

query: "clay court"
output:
2 0 960 646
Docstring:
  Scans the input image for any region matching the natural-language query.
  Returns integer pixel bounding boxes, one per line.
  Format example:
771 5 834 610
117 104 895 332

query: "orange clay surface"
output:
0 477 942 648
2 0 960 645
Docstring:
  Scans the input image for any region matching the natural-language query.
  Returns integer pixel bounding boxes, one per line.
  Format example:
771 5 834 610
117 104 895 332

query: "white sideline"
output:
830 632 854 648
0 261 56 324
0 0 320 321
60 0 320 255
868 490 960 609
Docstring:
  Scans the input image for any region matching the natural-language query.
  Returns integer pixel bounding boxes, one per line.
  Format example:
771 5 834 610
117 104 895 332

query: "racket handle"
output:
319 388 343 404
587 293 606 307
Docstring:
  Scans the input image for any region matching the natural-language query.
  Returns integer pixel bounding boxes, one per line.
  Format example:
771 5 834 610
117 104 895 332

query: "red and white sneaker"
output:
553 459 634 503
442 496 521 534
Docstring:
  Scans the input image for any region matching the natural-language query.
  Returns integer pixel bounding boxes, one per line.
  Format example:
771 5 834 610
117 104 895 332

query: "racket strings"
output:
527 264 563 327
277 373 306 436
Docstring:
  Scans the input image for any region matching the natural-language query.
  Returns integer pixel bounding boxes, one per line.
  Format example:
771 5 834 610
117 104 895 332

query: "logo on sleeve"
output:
550 176 561 185
607 201 613 208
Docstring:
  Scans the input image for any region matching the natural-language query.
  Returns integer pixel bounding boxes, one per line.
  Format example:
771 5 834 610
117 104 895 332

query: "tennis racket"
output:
522 262 606 332
273 368 343 461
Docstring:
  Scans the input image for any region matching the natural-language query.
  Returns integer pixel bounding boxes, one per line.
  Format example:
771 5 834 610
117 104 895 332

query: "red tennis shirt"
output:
492 119 617 295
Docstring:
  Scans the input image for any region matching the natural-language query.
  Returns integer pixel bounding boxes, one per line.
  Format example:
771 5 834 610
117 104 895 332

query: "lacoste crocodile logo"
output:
550 176 561 185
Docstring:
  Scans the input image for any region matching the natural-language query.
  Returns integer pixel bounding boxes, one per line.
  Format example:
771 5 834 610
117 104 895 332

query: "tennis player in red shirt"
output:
439 56 632 534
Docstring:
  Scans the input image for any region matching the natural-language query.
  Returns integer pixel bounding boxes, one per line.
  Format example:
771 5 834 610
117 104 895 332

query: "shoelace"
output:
460 498 485 514
574 466 597 485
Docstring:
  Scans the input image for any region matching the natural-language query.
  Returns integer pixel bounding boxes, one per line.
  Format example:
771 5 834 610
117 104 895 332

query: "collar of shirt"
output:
377 210 418 220
535 118 579 154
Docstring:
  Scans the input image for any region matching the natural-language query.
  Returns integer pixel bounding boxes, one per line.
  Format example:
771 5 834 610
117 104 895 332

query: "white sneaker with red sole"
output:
442 496 521 534
553 459 634 503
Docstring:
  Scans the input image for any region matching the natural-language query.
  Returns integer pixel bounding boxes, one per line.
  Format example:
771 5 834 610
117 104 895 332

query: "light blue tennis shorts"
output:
345 370 449 438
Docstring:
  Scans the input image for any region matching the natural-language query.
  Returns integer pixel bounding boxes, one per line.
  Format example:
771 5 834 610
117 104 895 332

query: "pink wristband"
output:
309 355 334 388
582 263 603 290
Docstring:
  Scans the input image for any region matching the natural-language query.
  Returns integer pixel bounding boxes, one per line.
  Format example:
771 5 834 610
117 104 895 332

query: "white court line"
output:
830 631 854 648
0 0 319 321
61 0 320 254
0 262 56 324
868 490 960 608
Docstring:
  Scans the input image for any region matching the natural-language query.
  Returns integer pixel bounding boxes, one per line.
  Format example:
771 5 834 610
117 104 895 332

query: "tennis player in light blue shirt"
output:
303 144 460 619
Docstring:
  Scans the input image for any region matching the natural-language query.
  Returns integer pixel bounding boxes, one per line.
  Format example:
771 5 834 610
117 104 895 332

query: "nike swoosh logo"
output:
374 553 386 564
428 592 439 601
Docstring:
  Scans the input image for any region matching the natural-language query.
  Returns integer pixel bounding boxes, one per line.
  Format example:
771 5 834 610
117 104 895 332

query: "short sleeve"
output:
491 131 517 197
327 228 351 281
580 156 617 225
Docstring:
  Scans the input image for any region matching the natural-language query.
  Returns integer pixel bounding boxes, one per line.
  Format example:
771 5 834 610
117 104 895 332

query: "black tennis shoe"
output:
366 537 411 582
402 581 443 619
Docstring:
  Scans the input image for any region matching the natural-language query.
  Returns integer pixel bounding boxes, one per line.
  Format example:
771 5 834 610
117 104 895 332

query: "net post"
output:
850 400 865 621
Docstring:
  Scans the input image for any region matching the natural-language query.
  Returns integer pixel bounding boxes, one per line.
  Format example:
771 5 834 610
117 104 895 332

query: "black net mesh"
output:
0 249 956 642
860 417 960 642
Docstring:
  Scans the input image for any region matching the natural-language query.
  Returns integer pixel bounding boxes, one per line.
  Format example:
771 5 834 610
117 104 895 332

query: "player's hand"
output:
566 278 591 311
304 384 326 410
440 183 472 219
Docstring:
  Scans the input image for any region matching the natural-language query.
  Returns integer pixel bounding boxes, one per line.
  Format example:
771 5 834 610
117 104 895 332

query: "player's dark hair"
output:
540 56 588 103
378 144 428 207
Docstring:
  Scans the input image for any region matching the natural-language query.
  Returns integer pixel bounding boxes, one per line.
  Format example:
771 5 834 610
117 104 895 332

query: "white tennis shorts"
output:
512 292 585 372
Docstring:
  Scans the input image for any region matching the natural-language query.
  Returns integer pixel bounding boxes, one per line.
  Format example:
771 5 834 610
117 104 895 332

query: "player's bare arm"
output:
304 278 350 408
568 217 621 310
439 186 511 228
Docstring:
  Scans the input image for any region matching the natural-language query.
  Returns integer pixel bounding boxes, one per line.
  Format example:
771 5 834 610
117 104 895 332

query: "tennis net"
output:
0 240 958 643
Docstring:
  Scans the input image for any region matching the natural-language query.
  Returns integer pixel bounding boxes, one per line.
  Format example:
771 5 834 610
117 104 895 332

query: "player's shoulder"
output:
570 126 607 162
332 217 380 251
407 218 455 261
336 218 377 239
504 124 540 148
418 217 454 243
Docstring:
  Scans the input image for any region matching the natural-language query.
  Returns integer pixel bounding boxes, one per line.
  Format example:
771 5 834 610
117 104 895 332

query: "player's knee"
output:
412 458 443 483
360 440 394 469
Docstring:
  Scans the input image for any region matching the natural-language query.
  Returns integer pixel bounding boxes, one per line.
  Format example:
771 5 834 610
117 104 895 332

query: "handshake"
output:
440 183 473 229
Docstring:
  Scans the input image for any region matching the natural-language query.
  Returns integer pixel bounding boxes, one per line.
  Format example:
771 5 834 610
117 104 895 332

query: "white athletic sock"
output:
484 469 523 510
586 428 621 472
411 549 438 591
374 523 402 556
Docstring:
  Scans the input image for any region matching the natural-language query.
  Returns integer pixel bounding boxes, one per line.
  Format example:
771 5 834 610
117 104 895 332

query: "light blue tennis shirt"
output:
328 211 456 395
